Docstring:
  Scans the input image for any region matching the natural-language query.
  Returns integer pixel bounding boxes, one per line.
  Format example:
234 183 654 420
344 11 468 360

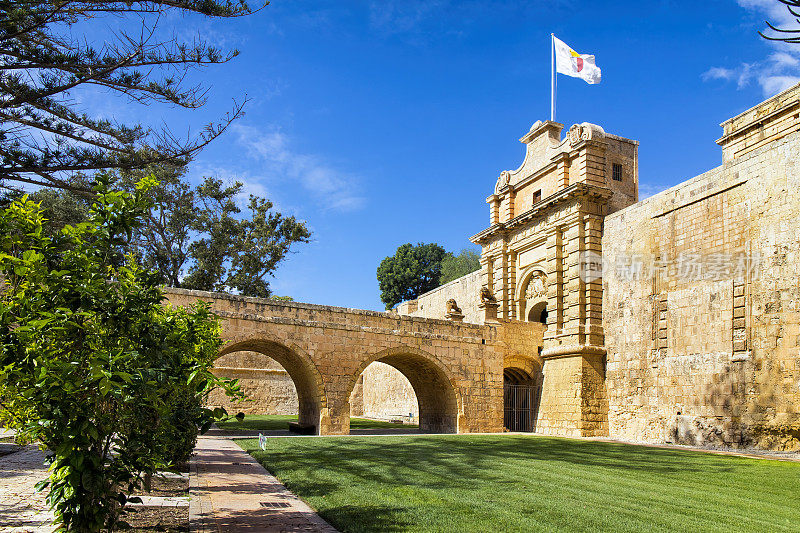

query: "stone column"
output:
537 205 609 438
489 196 500 225
499 241 509 319
508 250 518 320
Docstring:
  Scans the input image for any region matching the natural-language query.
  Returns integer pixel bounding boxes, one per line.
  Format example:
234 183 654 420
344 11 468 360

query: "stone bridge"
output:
164 288 543 435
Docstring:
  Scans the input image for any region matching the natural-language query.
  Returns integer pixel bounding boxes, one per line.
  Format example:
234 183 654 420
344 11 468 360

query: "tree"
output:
440 248 481 284
23 166 312 298
377 243 447 309
0 0 260 194
760 1 800 43
180 177 311 298
0 176 240 531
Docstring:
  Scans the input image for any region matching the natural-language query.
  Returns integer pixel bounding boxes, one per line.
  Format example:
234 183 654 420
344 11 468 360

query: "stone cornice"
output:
470 183 612 244
541 344 607 359
716 98 799 146
211 309 495 345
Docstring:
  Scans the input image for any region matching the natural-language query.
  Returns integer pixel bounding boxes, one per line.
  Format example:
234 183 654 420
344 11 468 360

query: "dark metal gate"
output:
504 383 540 432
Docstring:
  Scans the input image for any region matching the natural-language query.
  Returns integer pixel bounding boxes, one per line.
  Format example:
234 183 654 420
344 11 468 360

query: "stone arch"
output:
218 336 327 434
527 301 548 324
503 354 543 378
516 266 548 324
345 346 462 434
503 356 544 433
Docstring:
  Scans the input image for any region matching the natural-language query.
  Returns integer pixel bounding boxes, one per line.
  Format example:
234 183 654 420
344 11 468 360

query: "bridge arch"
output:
345 346 462 434
218 336 327 434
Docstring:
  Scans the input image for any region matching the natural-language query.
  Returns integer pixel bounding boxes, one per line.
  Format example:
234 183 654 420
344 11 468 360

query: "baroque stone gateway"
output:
169 83 800 449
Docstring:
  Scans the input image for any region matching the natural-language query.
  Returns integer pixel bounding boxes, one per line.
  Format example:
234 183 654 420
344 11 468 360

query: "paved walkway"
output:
190 435 338 532
0 445 54 533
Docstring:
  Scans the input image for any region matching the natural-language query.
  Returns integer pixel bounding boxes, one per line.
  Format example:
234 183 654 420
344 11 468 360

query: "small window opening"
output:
612 163 623 182
532 190 542 204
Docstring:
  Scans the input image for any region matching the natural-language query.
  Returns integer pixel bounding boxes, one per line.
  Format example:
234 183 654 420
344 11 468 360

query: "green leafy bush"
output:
0 176 239 532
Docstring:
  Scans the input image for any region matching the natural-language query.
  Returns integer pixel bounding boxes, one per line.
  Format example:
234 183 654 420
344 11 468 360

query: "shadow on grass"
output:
319 505 410 533
217 415 418 433
234 435 800 533
245 435 744 491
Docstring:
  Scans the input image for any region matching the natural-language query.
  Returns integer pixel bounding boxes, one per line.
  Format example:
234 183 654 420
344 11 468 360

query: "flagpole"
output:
550 33 555 122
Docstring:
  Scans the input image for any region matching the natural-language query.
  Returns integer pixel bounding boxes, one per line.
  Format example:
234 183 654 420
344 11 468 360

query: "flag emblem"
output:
553 36 601 85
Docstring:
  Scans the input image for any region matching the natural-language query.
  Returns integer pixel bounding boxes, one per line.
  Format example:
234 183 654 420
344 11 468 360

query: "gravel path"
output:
0 445 54 533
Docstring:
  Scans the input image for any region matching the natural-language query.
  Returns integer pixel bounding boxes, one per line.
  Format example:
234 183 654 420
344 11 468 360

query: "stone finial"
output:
567 122 605 147
445 299 464 322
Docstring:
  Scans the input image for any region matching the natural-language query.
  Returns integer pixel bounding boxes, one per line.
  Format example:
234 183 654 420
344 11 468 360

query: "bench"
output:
288 422 316 435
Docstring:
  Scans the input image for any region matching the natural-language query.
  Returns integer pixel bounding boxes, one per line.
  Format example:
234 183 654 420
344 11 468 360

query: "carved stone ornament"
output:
494 170 511 194
567 124 582 147
524 271 547 300
568 123 604 147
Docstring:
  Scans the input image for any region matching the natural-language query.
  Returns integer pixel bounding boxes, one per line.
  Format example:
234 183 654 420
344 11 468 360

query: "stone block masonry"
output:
397 270 483 324
603 82 800 450
165 288 542 435
400 82 800 447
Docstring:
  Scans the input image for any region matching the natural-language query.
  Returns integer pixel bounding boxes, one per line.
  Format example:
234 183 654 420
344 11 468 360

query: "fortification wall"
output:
357 362 418 421
603 128 800 450
396 270 483 324
207 351 298 415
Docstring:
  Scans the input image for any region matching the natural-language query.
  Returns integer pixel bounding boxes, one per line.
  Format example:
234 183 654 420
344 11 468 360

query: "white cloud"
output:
702 1 800 97
738 0 797 26
760 74 800 94
366 1 572 41
638 182 668 201
701 66 736 81
232 124 366 213
368 1 448 35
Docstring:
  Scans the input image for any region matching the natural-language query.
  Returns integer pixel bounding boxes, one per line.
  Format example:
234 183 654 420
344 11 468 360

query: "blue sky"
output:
83 0 800 310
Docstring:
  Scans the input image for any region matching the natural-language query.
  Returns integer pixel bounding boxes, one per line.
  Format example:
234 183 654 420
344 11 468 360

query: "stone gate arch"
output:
517 266 549 324
344 346 462 434
218 336 328 434
503 355 544 432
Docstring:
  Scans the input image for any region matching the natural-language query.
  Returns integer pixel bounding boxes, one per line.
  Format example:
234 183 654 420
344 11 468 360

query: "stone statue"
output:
480 287 497 304
446 299 462 315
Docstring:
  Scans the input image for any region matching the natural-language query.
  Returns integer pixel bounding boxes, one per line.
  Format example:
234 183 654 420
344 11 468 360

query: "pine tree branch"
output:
0 0 259 190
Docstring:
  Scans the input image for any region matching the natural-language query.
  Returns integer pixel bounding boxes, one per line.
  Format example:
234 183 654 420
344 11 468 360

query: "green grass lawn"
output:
216 414 417 431
236 434 800 532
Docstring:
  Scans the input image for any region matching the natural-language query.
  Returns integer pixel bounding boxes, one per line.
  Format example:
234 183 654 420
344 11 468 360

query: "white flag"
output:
553 36 601 85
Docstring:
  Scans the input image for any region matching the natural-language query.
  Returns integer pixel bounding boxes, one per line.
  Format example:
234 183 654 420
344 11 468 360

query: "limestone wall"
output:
207 351 298 415
718 82 800 162
397 270 483 324
603 128 800 450
357 362 418 421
